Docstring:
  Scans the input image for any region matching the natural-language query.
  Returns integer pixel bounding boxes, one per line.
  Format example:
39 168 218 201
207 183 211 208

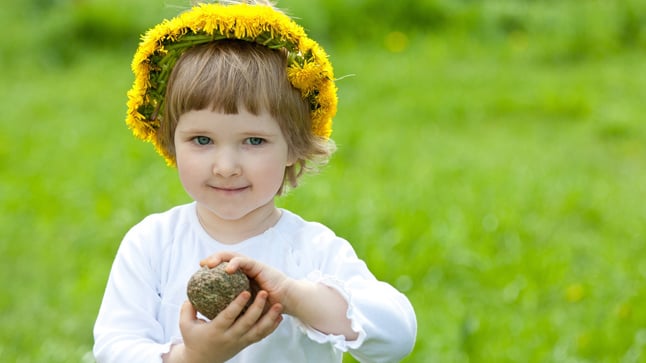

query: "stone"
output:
186 262 252 320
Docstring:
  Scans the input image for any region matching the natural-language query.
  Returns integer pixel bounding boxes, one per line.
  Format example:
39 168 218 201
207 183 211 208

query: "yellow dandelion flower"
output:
287 61 321 94
312 109 333 139
316 82 338 109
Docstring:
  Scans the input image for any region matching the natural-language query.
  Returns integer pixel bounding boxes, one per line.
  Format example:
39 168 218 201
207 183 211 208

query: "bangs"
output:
166 40 294 119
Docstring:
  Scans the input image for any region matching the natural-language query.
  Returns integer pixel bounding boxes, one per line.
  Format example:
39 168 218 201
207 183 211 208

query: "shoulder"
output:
120 202 197 250
276 209 356 254
278 209 337 240
128 203 195 233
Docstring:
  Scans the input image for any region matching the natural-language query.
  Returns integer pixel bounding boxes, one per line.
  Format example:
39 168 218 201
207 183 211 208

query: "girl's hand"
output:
200 252 290 309
166 289 283 363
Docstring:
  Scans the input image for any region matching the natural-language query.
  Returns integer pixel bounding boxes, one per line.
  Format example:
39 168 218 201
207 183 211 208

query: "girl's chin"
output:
197 201 275 222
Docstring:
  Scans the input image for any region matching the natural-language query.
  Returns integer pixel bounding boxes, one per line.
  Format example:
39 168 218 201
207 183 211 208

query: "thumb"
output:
179 300 201 328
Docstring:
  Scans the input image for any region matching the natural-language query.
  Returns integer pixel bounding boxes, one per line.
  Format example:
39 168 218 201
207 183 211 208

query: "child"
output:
93 1 417 362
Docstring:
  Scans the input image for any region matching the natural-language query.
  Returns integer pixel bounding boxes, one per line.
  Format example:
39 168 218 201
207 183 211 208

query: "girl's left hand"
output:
200 252 291 309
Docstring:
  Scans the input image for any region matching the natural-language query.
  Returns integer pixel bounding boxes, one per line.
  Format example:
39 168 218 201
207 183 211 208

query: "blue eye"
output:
246 137 265 146
194 136 211 145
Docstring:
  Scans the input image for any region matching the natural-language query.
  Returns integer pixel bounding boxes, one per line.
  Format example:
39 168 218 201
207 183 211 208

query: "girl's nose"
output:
212 148 241 177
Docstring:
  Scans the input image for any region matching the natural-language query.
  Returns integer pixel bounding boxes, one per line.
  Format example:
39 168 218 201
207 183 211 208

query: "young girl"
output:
93 1 417 362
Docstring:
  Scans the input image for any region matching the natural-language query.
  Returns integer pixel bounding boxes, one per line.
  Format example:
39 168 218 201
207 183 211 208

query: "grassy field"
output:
1 1 645 362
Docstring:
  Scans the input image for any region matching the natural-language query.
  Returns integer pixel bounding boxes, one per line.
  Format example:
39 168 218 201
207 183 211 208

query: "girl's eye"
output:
193 136 212 145
245 137 265 146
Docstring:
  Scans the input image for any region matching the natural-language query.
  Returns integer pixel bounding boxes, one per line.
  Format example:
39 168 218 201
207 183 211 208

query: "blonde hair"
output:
157 40 334 192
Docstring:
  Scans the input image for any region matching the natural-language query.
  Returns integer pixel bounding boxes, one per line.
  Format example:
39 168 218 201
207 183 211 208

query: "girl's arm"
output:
205 253 358 340
93 235 173 363
281 279 359 340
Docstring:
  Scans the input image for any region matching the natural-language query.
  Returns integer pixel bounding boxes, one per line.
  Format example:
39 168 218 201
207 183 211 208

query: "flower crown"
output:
126 2 337 164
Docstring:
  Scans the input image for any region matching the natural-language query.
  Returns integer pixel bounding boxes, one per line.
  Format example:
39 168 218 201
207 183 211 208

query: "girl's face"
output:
174 108 293 239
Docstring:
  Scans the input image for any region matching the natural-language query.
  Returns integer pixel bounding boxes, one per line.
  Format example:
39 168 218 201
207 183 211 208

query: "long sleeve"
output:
93 228 173 363
343 277 417 362
278 214 418 363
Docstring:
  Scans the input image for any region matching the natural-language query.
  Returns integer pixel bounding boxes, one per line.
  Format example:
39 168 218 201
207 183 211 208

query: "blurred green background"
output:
1 0 645 362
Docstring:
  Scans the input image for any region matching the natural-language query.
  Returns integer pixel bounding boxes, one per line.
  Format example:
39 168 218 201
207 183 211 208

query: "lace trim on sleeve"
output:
294 270 367 351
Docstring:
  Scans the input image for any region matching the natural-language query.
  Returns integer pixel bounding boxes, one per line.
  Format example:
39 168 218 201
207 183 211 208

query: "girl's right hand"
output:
165 290 283 363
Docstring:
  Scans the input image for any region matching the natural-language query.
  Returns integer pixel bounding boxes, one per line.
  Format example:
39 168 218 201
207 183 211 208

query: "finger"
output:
243 303 284 343
200 251 242 267
226 256 261 278
179 300 203 333
212 291 251 328
180 300 197 321
223 256 244 273
231 290 268 332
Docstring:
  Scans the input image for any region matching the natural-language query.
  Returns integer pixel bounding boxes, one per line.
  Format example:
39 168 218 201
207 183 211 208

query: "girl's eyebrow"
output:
239 130 278 137
175 127 211 134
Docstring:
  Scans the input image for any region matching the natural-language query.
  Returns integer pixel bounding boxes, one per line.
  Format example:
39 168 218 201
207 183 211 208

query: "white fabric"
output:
93 203 417 363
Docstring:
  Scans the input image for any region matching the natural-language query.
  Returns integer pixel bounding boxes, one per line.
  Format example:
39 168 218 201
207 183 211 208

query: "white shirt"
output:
93 203 416 362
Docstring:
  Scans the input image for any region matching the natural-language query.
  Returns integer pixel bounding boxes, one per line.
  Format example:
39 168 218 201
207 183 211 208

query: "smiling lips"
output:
209 185 249 193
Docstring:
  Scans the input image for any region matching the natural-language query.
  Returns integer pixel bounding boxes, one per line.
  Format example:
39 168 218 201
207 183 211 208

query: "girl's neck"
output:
195 203 282 244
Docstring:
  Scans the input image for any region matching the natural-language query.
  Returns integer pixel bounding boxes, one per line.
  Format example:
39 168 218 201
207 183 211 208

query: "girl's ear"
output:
286 150 297 167
286 157 296 167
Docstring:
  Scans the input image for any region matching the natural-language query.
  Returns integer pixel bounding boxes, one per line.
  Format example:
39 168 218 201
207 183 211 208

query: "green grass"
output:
2 1 646 362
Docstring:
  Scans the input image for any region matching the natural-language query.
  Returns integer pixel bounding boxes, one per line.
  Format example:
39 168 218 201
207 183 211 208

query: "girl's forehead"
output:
177 108 281 132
